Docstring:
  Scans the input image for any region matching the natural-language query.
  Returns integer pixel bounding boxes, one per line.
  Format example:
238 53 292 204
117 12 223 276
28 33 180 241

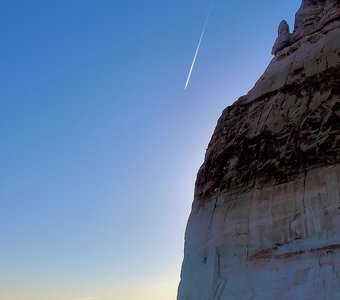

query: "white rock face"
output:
179 166 340 300
178 1 340 299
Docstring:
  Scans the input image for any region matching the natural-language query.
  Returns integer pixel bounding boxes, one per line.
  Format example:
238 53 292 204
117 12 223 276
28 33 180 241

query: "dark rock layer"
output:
195 66 340 204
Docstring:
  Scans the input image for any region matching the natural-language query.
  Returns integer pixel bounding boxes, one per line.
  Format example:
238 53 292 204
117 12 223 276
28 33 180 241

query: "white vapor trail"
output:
184 6 212 90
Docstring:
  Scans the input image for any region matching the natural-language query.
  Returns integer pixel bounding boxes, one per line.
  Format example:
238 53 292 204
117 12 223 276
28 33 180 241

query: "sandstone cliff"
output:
178 1 340 299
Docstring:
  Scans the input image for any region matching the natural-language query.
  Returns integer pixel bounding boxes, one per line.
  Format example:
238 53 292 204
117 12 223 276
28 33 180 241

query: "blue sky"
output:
1 1 300 299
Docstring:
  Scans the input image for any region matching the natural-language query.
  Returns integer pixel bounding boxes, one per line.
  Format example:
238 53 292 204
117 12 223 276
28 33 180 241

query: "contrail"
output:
184 4 213 90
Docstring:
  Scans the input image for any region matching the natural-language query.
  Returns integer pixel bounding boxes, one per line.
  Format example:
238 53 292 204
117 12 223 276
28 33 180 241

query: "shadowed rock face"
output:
195 61 340 205
178 1 340 299
272 20 291 55
294 0 340 41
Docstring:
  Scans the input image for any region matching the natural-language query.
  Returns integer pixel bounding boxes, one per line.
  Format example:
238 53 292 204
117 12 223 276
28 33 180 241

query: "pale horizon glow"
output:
74 297 102 300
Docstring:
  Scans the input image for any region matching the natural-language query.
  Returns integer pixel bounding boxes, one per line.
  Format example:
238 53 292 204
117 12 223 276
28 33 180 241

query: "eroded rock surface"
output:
178 1 340 299
272 20 291 55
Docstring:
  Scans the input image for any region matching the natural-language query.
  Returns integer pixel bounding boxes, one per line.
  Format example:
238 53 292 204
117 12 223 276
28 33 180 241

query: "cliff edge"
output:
178 1 340 299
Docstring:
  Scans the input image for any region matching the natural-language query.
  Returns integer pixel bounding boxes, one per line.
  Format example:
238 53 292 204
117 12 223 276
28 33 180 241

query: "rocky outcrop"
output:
178 1 340 299
272 20 291 55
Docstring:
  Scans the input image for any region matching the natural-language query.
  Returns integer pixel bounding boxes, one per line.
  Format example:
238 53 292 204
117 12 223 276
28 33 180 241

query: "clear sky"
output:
1 1 301 299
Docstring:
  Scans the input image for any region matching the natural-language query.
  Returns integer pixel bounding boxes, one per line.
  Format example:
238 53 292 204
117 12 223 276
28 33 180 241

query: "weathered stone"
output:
178 1 340 299
272 20 291 56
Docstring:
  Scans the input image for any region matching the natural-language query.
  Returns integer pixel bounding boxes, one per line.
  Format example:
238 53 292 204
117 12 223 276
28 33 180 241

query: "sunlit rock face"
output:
178 1 340 299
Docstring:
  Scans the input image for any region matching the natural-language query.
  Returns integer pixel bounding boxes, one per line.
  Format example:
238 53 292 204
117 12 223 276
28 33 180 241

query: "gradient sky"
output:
1 1 301 299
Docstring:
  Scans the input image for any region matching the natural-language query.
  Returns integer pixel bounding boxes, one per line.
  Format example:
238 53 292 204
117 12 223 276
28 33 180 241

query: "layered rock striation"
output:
178 1 340 299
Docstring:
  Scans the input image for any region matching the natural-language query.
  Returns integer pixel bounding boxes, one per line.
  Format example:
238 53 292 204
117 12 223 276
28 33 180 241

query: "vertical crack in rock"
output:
208 198 218 231
211 247 226 300
302 167 308 216
178 1 340 299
